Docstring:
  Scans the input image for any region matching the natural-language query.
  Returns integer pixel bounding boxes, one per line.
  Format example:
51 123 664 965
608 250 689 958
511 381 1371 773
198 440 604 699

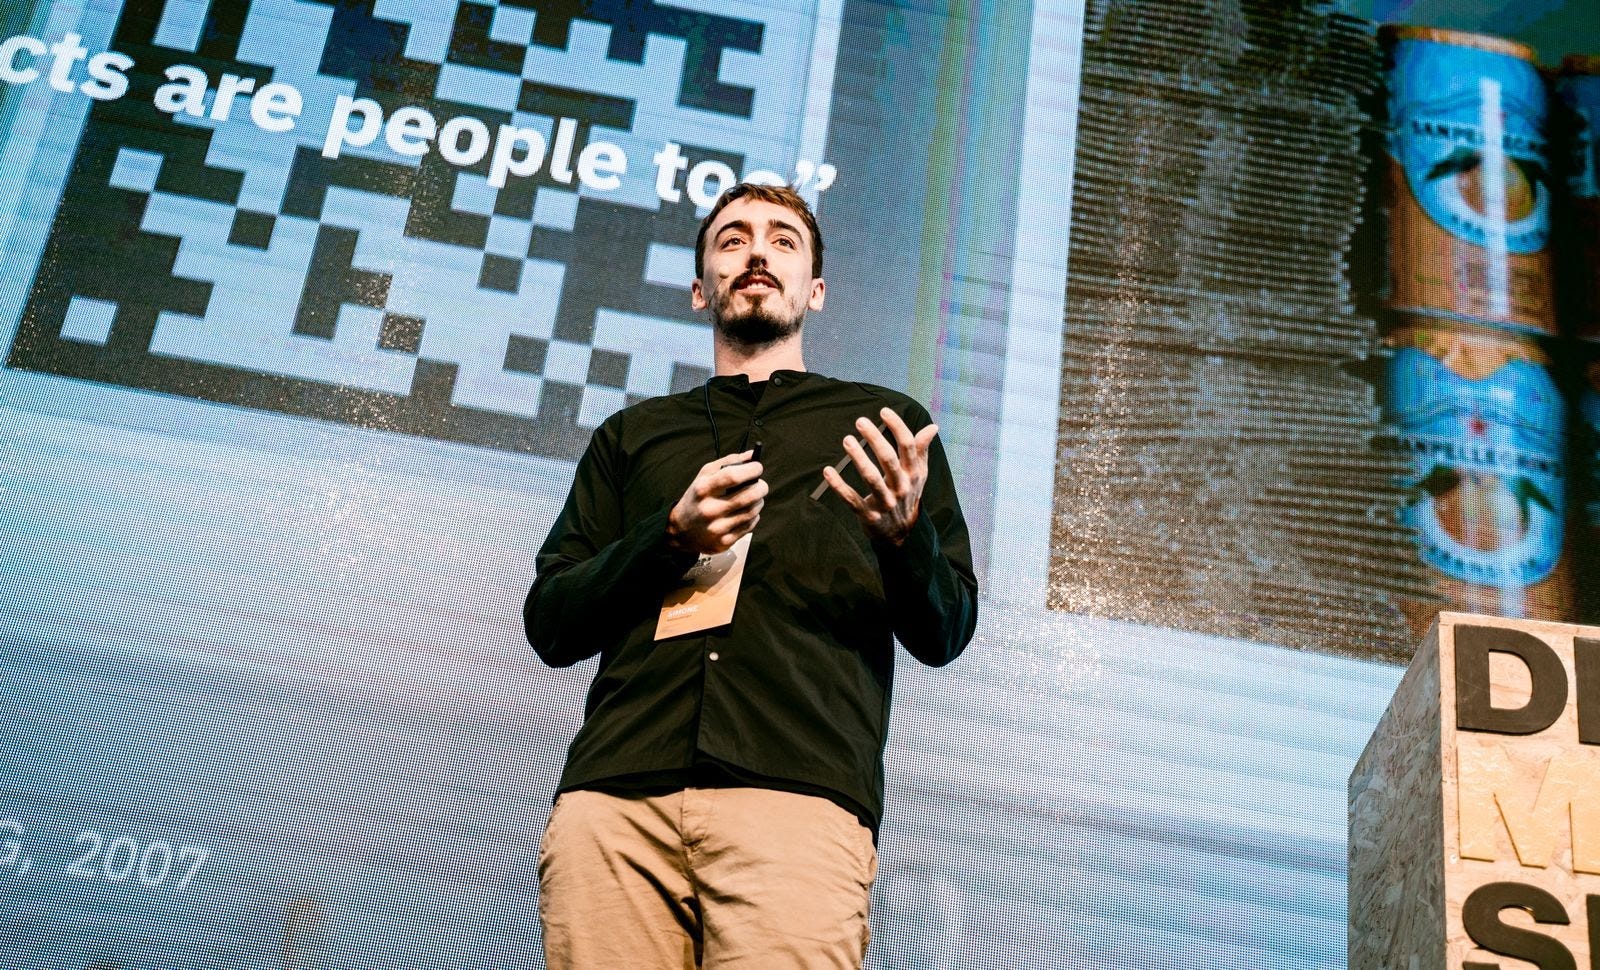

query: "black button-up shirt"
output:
524 370 978 830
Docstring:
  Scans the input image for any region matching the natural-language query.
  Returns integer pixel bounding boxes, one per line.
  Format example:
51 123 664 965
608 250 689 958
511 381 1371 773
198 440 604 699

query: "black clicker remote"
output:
726 441 763 496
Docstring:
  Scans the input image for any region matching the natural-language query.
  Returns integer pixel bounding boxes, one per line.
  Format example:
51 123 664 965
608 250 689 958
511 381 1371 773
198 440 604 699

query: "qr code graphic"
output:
8 0 831 459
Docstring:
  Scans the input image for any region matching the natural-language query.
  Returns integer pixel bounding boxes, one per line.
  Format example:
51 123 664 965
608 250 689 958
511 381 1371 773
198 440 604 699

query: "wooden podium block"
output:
1349 612 1600 969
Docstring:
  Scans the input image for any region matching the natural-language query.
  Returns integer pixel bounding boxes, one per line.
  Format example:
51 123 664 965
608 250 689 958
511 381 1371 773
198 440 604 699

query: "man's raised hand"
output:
822 408 938 546
667 450 767 555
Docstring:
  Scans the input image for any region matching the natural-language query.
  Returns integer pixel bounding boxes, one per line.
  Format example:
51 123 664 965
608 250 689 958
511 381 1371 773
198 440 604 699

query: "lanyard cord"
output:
703 380 721 458
704 377 777 459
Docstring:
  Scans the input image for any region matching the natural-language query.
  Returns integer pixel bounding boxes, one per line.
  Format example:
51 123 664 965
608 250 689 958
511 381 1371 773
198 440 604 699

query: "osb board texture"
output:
1349 619 1444 970
1438 613 1600 968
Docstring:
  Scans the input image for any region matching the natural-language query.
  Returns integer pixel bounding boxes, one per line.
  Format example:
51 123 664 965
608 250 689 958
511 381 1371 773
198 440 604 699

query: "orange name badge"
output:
655 533 752 639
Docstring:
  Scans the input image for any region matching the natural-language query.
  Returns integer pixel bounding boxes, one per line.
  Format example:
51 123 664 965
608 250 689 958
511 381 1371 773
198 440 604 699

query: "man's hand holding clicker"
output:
822 408 939 546
667 450 767 555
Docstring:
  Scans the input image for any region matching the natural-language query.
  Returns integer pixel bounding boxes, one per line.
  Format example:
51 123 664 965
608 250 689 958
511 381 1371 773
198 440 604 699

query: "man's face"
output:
691 197 825 347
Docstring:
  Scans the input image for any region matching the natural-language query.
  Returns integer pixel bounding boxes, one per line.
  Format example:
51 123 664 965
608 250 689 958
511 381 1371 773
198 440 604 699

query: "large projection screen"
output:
6 0 1595 967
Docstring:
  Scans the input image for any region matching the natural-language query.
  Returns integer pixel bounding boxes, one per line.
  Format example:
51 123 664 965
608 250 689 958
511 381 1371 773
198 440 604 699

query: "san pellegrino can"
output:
1381 27 1556 334
1381 320 1570 631
1578 351 1600 617
1555 55 1600 339
1554 57 1600 621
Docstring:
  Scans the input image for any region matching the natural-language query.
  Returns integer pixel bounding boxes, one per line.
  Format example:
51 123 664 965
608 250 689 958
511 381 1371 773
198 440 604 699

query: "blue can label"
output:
1582 361 1600 529
1384 335 1565 586
1558 69 1600 339
1388 37 1550 253
1557 70 1600 201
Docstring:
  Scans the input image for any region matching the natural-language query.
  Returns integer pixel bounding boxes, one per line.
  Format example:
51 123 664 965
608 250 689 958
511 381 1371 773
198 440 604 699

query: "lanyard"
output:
702 381 723 458
702 379 762 459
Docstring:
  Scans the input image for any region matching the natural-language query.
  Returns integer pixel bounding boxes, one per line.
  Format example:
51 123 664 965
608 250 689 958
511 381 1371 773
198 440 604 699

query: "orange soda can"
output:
1555 55 1600 340
1380 27 1556 335
1576 351 1600 622
1381 320 1571 633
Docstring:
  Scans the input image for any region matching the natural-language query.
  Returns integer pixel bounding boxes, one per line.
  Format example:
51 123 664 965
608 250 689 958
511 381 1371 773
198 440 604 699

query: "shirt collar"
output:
707 369 812 391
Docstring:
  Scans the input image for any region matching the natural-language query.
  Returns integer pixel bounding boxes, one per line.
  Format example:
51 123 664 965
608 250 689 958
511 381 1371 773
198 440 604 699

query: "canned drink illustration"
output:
1580 354 1600 532
1381 27 1556 334
1577 352 1600 622
1556 55 1600 340
1380 321 1570 628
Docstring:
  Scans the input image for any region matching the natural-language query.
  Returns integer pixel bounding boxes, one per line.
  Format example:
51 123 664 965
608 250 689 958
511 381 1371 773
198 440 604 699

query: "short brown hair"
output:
693 182 824 278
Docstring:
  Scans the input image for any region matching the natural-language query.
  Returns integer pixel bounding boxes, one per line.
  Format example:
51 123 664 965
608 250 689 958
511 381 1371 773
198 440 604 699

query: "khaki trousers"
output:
538 787 877 969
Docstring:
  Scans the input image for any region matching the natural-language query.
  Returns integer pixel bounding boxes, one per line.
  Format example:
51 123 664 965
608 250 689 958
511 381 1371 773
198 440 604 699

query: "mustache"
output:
733 268 781 292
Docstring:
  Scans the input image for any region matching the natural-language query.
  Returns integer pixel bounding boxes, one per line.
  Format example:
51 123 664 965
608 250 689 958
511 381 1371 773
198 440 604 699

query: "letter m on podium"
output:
1458 745 1600 875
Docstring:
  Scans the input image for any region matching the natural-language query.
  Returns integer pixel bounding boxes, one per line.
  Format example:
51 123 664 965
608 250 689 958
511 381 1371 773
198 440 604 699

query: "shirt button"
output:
708 651 720 661
753 417 763 427
772 375 782 386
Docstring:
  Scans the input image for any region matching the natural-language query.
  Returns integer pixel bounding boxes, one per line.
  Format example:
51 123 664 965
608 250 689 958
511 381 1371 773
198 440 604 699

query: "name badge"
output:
655 533 751 639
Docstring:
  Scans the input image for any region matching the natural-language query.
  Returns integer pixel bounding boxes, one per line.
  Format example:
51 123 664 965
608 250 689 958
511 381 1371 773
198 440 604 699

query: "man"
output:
525 183 978 968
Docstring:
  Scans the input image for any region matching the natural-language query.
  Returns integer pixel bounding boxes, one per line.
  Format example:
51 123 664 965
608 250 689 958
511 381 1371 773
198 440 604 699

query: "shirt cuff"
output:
642 506 702 582
872 512 940 583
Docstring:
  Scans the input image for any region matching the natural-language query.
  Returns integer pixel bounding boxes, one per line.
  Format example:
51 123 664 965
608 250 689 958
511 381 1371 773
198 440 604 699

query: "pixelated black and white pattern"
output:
7 0 830 459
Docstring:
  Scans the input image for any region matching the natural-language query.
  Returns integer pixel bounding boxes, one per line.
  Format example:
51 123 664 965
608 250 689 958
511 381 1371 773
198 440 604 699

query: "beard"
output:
711 291 803 348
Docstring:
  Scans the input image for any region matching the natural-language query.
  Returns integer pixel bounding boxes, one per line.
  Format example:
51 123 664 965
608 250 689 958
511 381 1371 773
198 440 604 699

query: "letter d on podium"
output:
1454 625 1567 736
